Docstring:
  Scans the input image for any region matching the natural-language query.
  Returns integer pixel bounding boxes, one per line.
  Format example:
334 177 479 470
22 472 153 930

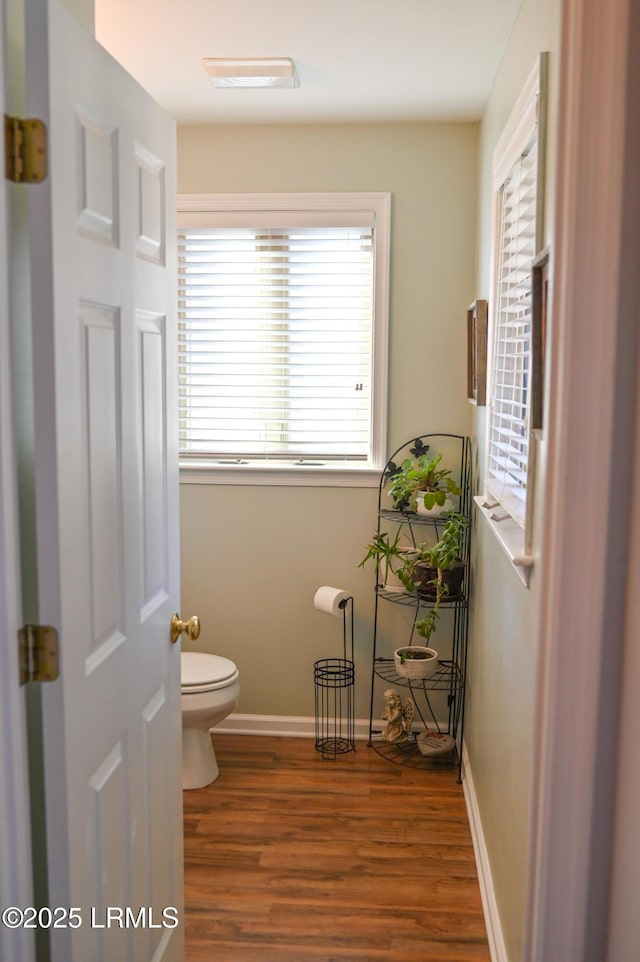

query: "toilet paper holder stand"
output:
313 595 356 759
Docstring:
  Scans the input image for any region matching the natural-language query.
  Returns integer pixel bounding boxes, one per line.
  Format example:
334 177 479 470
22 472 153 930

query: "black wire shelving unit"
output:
366 433 472 781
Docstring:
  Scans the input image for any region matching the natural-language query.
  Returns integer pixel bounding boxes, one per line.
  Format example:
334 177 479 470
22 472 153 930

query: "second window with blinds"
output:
177 193 390 485
486 55 548 538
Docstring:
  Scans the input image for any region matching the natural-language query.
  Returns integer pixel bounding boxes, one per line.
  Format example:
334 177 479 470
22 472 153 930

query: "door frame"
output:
0 2 35 959
0 188 36 962
525 0 640 958
3 0 638 958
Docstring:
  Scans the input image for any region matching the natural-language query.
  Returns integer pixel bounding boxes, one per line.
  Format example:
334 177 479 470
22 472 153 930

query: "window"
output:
487 135 538 525
478 54 548 583
177 193 390 485
486 55 548 528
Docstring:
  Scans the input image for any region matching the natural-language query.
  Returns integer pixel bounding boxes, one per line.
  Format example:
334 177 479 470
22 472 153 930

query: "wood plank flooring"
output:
183 734 490 962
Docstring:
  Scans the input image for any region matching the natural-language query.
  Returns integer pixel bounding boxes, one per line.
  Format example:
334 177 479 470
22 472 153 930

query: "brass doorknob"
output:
170 613 201 644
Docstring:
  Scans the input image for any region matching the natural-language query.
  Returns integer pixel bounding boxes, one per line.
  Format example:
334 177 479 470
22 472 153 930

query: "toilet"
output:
181 651 240 790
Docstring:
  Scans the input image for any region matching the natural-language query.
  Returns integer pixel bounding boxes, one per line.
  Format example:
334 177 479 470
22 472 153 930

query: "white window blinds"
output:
177 222 375 462
487 135 538 523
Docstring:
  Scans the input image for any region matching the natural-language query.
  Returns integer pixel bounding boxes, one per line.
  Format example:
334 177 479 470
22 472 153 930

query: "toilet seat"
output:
181 651 239 693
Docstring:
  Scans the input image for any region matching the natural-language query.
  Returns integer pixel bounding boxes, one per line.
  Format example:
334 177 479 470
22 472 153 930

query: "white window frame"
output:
177 192 390 487
477 55 548 584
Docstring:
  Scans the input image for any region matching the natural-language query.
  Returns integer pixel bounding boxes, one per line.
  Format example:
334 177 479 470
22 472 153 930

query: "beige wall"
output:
59 0 94 33
467 1 562 960
178 123 477 718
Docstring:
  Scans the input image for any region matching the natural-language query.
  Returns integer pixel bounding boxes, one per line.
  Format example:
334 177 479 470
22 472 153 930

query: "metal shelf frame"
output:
366 433 472 780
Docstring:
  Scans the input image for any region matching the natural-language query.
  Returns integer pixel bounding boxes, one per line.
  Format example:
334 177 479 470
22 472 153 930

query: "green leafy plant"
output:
358 525 418 591
415 609 440 644
412 512 468 643
417 512 467 570
387 453 461 512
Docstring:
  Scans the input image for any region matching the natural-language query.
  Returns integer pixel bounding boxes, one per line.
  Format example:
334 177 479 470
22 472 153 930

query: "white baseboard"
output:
215 712 433 740
461 743 508 962
215 712 372 740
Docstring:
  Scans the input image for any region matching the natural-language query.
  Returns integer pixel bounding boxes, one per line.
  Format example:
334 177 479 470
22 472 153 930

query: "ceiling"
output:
94 0 524 126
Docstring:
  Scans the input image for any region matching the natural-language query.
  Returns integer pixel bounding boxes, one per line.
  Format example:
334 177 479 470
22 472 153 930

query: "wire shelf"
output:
378 508 457 527
373 658 462 691
368 733 459 770
375 586 467 608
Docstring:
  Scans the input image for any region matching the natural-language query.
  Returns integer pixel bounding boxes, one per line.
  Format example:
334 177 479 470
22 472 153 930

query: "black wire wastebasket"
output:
314 595 356 759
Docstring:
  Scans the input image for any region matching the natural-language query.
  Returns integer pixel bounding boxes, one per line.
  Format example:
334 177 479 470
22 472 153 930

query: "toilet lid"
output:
181 651 238 690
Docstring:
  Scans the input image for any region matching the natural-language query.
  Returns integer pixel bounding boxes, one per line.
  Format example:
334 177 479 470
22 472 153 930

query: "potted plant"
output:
386 453 461 515
358 525 418 591
393 645 439 679
411 512 468 643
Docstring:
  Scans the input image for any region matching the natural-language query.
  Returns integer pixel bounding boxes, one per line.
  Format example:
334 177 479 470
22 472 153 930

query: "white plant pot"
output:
382 547 419 591
394 646 439 679
414 494 455 517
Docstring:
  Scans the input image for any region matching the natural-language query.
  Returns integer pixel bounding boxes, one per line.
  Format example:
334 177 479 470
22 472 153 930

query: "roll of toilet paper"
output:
313 586 350 617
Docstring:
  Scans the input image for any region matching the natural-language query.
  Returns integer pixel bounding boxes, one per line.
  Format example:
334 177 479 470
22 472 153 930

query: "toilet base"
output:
182 727 220 790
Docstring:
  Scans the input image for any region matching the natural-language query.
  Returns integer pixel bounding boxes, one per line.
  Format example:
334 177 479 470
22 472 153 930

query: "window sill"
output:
179 460 382 488
473 495 535 587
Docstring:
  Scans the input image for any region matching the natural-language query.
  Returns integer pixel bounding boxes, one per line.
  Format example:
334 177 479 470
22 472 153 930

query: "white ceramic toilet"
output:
181 651 240 790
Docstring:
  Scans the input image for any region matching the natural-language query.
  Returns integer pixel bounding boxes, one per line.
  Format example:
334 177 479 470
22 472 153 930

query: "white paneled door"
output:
25 2 183 959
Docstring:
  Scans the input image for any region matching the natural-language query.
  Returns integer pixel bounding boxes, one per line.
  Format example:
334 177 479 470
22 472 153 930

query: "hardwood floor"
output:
183 734 490 962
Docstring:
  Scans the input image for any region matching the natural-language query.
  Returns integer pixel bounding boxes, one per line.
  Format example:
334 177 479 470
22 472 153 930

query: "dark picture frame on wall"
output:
531 248 550 434
466 298 488 406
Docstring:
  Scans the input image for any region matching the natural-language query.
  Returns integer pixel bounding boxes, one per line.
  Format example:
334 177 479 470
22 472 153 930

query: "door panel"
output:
26 2 182 959
135 145 166 264
81 301 125 669
138 312 169 612
76 106 118 245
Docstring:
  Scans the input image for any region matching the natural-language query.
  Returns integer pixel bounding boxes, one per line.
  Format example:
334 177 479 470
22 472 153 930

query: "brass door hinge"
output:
4 115 47 183
18 624 59 685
